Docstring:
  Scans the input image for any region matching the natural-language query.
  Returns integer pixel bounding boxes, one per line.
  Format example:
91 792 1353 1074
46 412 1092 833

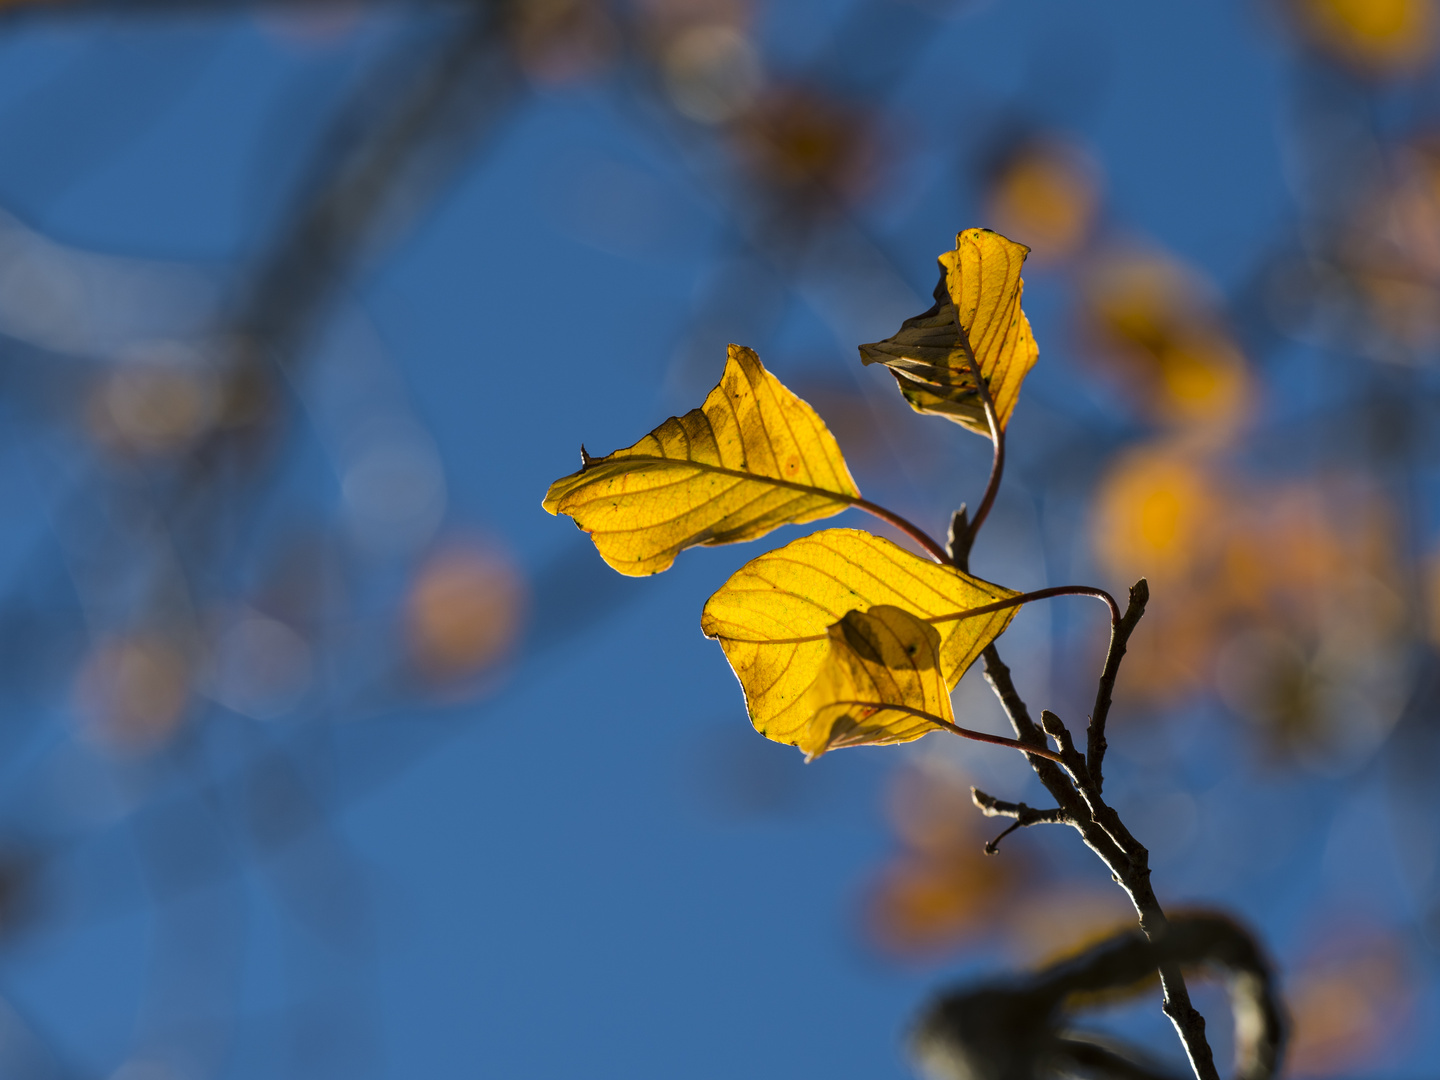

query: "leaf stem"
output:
952 314 1005 554
852 497 950 564
968 401 1004 547
934 717 1066 763
928 584 1121 629
712 585 1120 646
822 701 1065 763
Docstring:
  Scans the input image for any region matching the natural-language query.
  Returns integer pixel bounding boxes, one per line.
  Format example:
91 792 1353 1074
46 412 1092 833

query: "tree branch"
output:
960 342 1005 552
1087 578 1150 793
970 636 1221 1078
1036 709 1221 1080
970 788 1070 854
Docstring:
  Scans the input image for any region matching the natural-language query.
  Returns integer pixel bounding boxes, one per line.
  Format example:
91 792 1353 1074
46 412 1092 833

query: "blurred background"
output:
0 0 1437 1076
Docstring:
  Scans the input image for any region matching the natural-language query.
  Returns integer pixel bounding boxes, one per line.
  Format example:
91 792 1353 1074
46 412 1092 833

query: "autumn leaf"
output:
799 605 953 759
543 345 860 576
701 528 1019 747
859 228 1038 436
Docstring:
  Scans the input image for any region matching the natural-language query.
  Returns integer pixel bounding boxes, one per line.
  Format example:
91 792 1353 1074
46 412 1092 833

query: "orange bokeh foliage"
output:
1076 246 1251 437
1333 135 1440 357
985 138 1102 265
405 540 526 686
73 632 192 752
863 759 1024 957
1285 924 1416 1075
1286 0 1438 76
1092 452 1410 755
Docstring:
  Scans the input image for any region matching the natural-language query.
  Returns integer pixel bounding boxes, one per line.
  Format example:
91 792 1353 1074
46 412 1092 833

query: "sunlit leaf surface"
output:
701 528 1018 748
800 605 952 759
544 345 859 575
859 228 1038 436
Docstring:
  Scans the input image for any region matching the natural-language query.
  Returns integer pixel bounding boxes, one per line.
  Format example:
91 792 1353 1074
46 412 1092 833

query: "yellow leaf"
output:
859 228 1038 436
700 528 1019 747
800 605 954 759
543 345 860 575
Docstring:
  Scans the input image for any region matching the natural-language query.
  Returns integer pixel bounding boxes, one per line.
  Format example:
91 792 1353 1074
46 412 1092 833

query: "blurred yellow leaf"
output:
406 541 527 683
1077 246 1250 435
986 137 1101 264
1289 0 1437 75
544 344 859 575
860 228 1038 436
800 605 952 759
701 528 1018 747
1091 446 1221 580
73 633 191 752
1287 926 1415 1075
86 347 220 459
865 760 1024 958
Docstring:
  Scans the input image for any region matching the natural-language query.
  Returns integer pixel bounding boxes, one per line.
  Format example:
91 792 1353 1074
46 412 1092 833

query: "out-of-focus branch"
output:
0 0 465 16
912 912 1285 1080
235 2 519 360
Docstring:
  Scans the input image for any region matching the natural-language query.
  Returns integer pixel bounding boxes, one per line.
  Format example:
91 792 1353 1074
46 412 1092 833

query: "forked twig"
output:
967 600 1224 1080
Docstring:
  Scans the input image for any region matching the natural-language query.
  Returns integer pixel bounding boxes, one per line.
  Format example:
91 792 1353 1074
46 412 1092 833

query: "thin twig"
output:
970 788 1069 853
979 647 1092 822
970 788 1065 821
975 628 1220 1079
1086 579 1149 793
981 820 1025 854
1041 710 1093 788
946 504 970 565
1035 710 1222 1080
